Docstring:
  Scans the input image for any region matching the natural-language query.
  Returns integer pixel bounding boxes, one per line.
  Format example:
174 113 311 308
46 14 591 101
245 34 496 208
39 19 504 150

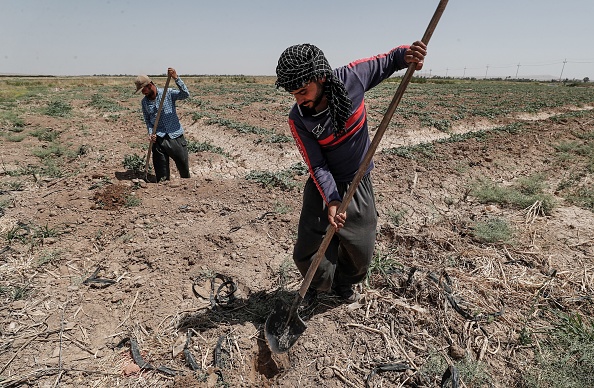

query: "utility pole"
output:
485 65 489 79
559 58 567 82
516 63 520 79
445 68 448 77
463 67 466 78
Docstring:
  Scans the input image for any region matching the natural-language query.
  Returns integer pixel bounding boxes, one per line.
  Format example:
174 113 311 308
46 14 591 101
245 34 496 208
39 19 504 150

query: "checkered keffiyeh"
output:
275 44 352 136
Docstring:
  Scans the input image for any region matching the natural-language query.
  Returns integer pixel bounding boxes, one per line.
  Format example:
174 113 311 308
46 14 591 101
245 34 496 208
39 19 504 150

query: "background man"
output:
135 67 190 182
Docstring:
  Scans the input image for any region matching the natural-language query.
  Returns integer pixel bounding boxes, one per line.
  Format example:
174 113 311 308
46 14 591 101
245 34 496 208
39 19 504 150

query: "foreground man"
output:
275 41 426 305
135 67 190 182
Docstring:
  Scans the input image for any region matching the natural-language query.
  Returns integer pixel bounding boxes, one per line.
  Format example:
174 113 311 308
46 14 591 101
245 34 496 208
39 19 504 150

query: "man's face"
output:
141 83 157 100
290 79 325 111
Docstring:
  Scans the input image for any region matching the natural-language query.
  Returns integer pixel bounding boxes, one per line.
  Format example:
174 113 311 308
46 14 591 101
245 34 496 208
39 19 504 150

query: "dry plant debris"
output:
0 76 593 387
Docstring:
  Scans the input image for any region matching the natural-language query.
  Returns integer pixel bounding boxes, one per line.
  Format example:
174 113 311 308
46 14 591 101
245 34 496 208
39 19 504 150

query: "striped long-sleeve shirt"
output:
141 77 189 139
288 46 409 203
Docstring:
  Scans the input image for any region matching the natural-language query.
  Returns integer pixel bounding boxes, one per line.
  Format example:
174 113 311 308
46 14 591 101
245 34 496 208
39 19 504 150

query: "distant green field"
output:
1 75 592 133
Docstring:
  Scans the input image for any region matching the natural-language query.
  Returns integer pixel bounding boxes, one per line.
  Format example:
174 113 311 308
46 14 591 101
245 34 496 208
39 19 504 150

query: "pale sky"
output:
1 0 593 80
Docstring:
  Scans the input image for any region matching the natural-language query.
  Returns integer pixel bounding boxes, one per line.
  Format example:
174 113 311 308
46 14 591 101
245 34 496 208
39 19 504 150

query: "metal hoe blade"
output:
264 297 306 353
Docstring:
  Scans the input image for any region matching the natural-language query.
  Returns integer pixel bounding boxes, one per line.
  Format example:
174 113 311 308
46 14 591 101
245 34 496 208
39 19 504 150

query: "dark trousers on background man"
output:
152 134 190 182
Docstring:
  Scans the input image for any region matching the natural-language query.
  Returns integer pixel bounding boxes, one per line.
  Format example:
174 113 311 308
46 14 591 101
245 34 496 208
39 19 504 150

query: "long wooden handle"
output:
144 73 173 180
297 0 449 298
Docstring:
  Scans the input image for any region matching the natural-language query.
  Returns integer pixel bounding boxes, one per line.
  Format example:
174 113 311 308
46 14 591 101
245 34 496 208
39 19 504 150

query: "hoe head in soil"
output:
265 296 307 353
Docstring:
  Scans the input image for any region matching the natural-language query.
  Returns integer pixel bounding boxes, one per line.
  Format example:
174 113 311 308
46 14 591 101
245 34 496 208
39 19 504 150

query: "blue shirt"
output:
141 77 189 139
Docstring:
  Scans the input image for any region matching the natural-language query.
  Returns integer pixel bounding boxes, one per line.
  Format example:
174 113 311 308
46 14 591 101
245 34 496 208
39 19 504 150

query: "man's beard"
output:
299 82 325 116
299 104 317 116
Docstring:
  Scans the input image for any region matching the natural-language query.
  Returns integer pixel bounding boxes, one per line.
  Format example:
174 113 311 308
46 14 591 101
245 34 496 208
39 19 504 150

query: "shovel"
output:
265 0 450 354
144 72 172 182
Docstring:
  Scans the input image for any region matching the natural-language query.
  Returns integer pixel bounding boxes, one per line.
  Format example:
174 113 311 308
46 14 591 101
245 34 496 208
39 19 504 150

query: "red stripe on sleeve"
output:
288 118 329 203
347 45 409 68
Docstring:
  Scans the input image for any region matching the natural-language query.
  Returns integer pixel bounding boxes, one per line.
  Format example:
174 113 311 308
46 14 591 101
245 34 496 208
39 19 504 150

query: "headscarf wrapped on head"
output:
275 44 353 137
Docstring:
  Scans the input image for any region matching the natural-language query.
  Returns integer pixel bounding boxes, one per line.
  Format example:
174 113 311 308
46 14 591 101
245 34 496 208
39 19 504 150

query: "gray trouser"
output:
152 134 190 182
293 174 378 292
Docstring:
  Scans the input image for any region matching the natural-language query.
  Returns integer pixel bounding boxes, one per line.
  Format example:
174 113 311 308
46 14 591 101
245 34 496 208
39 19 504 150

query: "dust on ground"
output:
0 76 593 387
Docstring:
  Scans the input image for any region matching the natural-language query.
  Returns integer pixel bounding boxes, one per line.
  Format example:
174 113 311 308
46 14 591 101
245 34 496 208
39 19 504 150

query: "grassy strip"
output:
245 163 307 190
524 312 594 387
470 175 556 215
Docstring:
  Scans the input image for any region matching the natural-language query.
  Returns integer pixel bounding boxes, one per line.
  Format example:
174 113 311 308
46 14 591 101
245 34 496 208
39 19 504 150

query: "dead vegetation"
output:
0 76 593 387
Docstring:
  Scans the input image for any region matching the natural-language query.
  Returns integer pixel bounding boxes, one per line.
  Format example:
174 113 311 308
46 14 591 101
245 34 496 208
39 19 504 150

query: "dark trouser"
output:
152 134 190 182
293 174 378 292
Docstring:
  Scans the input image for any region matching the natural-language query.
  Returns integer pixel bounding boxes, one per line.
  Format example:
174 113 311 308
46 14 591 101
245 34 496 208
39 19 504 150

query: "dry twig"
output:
116 290 139 329
0 334 41 375
346 323 403 361
330 365 361 387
